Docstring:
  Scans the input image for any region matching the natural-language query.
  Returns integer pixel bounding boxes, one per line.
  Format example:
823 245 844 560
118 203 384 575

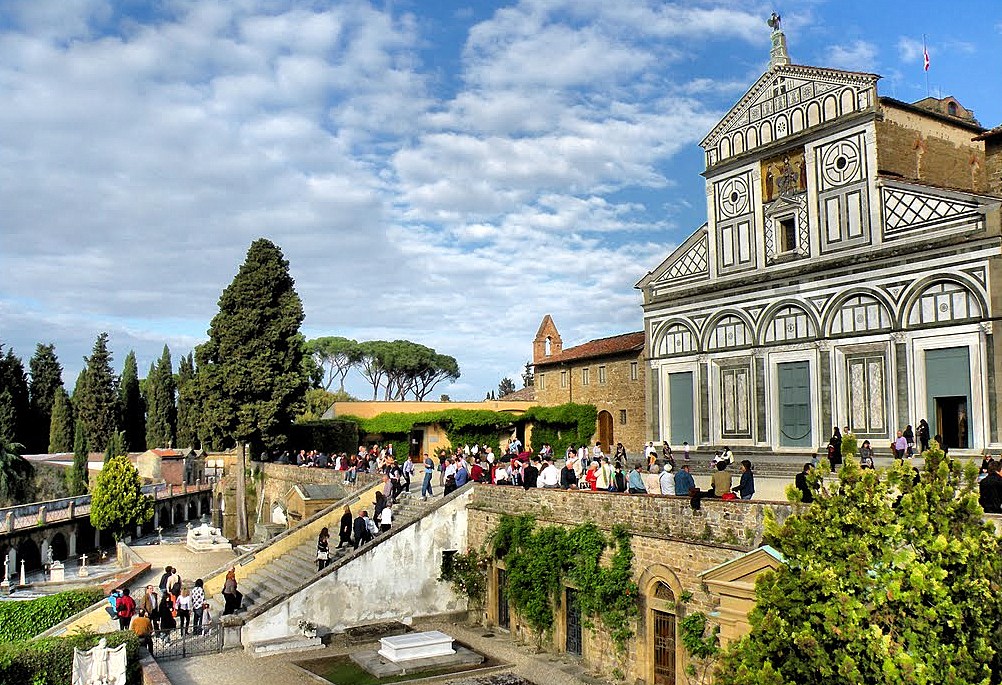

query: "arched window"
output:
761 305 816 344
654 323 697 357
706 315 751 350
830 295 892 336
907 281 983 326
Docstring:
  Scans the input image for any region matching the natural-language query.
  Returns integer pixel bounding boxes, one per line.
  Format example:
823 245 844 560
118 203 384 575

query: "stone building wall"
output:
535 354 647 453
876 104 987 192
467 485 796 684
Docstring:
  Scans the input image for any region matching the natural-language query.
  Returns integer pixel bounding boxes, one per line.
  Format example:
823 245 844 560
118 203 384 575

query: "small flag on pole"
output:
923 43 930 71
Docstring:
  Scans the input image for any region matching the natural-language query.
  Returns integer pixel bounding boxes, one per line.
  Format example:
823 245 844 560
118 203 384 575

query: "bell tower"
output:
533 315 562 364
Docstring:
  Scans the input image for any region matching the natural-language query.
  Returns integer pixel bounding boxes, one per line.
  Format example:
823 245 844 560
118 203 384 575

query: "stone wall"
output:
467 483 792 550
876 104 987 192
986 139 1002 196
467 484 796 684
534 353 647 453
241 488 471 644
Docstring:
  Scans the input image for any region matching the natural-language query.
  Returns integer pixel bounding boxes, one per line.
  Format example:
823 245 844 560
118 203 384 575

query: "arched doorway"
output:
598 411 614 453
187 499 197 521
16 538 41 573
50 533 68 562
648 580 678 685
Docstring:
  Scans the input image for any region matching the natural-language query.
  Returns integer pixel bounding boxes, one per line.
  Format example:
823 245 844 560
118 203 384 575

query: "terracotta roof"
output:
974 125 1002 141
534 331 644 367
499 386 536 402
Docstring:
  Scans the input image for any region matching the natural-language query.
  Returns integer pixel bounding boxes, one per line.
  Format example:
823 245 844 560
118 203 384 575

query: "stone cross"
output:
19 559 25 586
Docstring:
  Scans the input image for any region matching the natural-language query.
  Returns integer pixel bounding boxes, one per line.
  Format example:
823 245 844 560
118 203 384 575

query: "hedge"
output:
341 403 597 460
0 630 140 685
287 419 359 455
0 588 105 644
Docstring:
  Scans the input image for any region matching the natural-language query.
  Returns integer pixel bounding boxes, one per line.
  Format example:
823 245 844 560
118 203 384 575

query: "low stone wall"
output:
467 483 795 550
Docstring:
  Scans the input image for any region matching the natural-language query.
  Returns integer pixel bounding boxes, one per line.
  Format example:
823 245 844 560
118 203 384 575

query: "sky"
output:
0 0 1000 401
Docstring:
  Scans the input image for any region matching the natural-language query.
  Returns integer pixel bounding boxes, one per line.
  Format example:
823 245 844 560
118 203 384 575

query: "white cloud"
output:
897 36 926 64
0 0 771 399
825 40 878 73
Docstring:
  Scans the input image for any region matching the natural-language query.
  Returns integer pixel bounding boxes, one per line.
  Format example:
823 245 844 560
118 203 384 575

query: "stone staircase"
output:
217 488 435 625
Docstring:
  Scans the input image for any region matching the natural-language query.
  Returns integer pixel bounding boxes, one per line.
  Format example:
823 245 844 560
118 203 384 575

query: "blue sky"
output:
0 0 999 400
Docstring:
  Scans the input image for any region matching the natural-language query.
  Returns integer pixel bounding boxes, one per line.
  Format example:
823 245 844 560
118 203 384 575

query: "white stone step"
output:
246 634 324 658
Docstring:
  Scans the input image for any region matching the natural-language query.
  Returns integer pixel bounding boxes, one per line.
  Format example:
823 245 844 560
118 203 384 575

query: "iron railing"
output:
149 625 222 660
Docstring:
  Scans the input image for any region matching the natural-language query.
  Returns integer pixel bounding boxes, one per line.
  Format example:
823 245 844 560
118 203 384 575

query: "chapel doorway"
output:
565 588 583 656
925 347 972 450
598 411 614 452
497 568 510 630
653 610 677 685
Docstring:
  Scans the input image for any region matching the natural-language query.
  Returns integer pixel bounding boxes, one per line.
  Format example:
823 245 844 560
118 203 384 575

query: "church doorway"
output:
777 361 812 447
925 347 972 450
935 396 969 450
667 372 695 445
598 411 614 452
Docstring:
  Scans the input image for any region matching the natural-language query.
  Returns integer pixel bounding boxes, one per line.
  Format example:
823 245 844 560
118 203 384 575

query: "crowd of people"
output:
111 564 232 652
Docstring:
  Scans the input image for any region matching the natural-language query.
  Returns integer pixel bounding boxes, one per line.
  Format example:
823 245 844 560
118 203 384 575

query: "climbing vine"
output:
439 548 488 614
488 514 639 653
678 597 721 685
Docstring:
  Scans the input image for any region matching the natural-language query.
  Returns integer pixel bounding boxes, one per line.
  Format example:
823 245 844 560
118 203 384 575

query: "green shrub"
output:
0 629 140 685
287 419 359 455
0 588 105 643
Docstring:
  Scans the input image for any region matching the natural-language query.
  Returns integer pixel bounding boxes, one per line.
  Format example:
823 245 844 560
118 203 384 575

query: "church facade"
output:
637 28 1002 456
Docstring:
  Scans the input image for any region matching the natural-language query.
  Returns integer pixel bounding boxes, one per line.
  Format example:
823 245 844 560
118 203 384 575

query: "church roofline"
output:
879 96 986 133
700 63 879 150
635 223 707 289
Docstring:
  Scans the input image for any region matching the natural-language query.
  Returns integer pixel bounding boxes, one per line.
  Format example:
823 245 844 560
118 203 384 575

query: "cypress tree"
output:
48 387 75 453
119 351 145 451
176 352 199 449
0 345 30 446
145 346 176 449
28 343 64 453
75 333 119 454
67 421 89 495
194 238 309 454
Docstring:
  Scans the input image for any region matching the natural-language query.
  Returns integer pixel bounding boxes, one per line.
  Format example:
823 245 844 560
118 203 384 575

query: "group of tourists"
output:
286 444 412 485
112 565 222 652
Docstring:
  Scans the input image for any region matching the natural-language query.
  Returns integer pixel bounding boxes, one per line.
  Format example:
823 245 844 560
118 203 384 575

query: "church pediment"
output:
637 225 709 290
701 65 879 167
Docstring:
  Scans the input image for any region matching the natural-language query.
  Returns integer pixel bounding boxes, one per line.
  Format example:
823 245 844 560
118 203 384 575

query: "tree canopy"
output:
175 352 198 449
28 343 63 453
194 238 309 453
75 333 119 454
306 336 363 391
718 447 1002 685
145 346 176 449
118 350 145 452
89 452 152 540
0 434 33 506
357 339 459 400
48 387 74 453
0 344 30 447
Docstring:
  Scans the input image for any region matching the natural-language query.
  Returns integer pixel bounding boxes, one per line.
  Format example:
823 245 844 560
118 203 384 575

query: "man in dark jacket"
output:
522 459 539 490
795 463 815 504
979 461 1002 513
353 512 373 548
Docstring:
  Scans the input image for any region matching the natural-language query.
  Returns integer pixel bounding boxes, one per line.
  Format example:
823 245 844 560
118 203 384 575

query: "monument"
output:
186 522 231 552
71 637 127 685
50 560 65 583
1 557 9 594
352 630 483 677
